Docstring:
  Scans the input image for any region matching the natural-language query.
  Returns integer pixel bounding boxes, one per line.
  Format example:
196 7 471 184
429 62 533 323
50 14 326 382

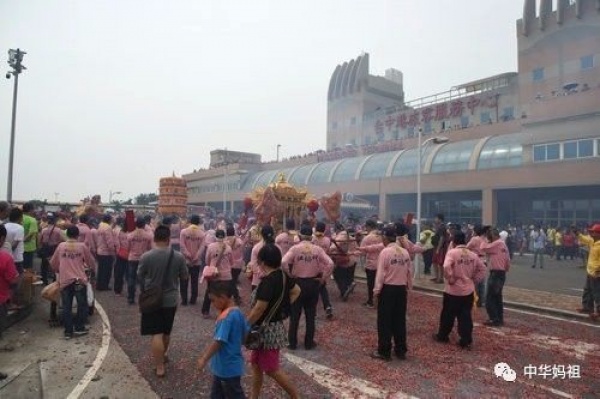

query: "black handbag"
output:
138 249 174 314
245 272 286 350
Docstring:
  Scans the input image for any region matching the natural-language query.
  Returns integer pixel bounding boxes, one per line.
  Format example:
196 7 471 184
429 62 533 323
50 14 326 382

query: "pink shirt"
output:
312 235 331 252
50 240 97 289
76 223 96 253
0 251 18 304
397 236 424 257
443 246 486 296
481 239 511 272
40 225 64 247
281 241 334 279
127 229 153 261
466 235 485 257
114 227 128 251
373 243 413 295
170 224 181 245
205 241 233 281
180 225 205 266
360 232 383 270
95 223 117 256
275 232 299 257
248 241 265 286
226 236 244 270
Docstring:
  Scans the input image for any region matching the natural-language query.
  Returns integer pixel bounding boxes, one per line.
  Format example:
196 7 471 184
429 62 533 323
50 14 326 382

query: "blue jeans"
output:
127 261 140 303
486 270 506 323
23 251 35 269
113 256 128 294
211 375 245 399
61 282 88 336
96 255 114 290
533 248 544 268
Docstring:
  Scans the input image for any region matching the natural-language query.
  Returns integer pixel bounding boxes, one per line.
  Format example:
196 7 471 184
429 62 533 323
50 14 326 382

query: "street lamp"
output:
223 148 228 216
109 190 122 203
415 130 449 280
276 144 281 162
5 48 26 202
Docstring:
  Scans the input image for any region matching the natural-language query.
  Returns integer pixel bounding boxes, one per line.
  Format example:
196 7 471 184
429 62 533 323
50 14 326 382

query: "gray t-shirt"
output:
137 247 188 307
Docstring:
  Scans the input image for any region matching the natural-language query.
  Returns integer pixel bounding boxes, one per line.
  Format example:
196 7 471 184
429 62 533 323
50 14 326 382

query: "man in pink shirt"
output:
226 225 244 305
466 224 488 307
275 220 299 257
481 228 511 327
126 218 153 305
179 215 205 305
313 221 334 319
0 225 19 341
282 224 334 350
358 219 383 308
433 231 486 349
50 226 97 339
38 213 64 285
201 229 233 318
76 215 96 255
95 214 117 291
372 226 412 361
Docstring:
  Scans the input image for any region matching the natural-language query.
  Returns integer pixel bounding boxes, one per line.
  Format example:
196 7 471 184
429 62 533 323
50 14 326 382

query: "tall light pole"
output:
223 148 228 216
415 130 449 280
5 48 26 202
276 144 281 162
109 190 122 203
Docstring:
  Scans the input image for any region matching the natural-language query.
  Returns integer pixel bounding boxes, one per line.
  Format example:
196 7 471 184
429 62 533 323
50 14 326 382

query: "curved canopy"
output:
477 135 523 170
431 139 479 173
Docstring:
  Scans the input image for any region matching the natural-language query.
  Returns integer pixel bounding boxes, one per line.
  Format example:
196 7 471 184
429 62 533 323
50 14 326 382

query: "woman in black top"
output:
246 242 300 399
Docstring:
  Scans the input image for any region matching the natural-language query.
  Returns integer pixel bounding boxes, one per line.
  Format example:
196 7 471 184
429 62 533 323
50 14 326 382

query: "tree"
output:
134 193 158 206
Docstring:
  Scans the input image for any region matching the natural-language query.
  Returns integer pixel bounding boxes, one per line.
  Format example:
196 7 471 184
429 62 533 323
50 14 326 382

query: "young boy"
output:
197 281 249 398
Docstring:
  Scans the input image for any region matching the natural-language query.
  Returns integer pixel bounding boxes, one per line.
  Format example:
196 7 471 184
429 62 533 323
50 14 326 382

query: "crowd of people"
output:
1 199 599 397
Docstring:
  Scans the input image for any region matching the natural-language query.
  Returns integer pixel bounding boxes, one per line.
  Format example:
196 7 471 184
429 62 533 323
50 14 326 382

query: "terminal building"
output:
184 0 600 227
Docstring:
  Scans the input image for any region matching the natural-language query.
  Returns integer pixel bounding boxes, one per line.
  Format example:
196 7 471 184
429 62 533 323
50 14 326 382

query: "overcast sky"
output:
0 0 523 203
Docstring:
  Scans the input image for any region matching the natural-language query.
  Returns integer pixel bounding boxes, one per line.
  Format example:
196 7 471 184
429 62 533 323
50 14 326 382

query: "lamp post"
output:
415 130 449 280
276 144 281 162
223 148 228 216
109 190 122 203
5 48 26 202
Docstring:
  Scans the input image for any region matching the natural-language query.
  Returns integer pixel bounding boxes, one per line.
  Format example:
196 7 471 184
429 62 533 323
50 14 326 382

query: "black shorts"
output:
141 306 177 336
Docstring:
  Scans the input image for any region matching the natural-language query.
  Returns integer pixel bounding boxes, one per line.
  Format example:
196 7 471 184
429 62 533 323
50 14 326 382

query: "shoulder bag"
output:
202 244 225 281
138 249 174 314
37 225 57 259
245 272 286 350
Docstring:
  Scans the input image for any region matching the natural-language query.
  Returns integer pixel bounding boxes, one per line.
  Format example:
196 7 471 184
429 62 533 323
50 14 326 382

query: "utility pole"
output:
5 48 26 202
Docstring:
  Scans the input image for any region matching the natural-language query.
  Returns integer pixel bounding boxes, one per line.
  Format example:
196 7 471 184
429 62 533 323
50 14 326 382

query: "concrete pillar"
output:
378 178 387 220
482 188 497 225
539 0 552 30
523 0 536 36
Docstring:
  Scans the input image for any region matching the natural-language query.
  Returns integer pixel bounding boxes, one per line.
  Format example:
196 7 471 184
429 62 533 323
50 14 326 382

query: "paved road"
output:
98 275 599 398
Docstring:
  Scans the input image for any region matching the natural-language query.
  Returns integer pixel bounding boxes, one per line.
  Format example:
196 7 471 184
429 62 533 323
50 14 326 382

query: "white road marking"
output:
569 288 583 292
485 326 599 360
476 367 573 399
66 302 111 399
284 353 418 399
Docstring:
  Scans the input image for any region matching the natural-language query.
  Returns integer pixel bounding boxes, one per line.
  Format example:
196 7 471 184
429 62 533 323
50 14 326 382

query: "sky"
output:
0 0 524 203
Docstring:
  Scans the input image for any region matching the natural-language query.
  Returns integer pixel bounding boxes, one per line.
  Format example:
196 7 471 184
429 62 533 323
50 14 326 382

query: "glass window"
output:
581 55 594 70
360 152 397 180
331 157 364 183
502 107 514 121
564 141 578 159
461 116 469 128
480 112 491 124
253 170 279 189
532 68 544 82
407 127 415 138
431 140 478 173
289 164 314 186
391 147 432 177
578 139 594 158
423 122 432 134
477 135 523 170
533 145 546 162
307 161 339 185
546 144 560 160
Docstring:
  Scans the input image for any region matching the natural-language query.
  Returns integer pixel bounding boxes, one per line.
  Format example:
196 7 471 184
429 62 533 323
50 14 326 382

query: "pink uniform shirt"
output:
226 236 244 270
205 241 233 281
95 222 117 256
481 239 511 272
126 229 153 261
312 235 331 252
397 236 424 256
180 225 205 266
40 226 64 247
442 245 486 296
360 232 383 270
50 240 97 289
281 241 334 279
170 223 181 246
373 243 413 295
275 232 299 257
76 223 96 254
466 235 485 257
248 241 265 286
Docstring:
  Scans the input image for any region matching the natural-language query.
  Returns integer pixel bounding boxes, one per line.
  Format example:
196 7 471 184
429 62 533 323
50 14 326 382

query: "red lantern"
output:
243 197 254 212
307 199 319 213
